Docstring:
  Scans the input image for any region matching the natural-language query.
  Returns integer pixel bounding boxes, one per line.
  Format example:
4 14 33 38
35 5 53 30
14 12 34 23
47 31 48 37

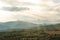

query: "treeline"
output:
0 29 60 40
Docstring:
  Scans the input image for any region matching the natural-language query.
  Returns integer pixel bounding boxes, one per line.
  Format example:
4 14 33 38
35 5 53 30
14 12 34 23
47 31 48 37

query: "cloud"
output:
38 0 60 24
2 7 29 11
0 0 60 24
53 0 60 3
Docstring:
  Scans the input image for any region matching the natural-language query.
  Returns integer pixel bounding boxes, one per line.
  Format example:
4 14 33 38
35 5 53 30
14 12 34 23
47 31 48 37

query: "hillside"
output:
0 23 60 40
0 21 37 31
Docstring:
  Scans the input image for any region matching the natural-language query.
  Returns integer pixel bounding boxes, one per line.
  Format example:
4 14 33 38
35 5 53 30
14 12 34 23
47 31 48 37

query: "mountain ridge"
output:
0 21 38 31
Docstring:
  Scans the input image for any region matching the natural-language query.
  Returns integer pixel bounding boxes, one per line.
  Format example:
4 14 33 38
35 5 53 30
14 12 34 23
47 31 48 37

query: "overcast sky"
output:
53 0 60 3
0 0 60 24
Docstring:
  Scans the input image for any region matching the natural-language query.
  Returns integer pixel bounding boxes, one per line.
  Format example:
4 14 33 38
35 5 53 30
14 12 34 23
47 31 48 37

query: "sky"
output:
17 0 40 4
53 0 60 3
0 0 40 22
0 0 60 24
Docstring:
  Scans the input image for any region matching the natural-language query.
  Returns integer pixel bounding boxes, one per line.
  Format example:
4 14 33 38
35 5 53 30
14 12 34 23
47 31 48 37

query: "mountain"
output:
0 20 60 32
0 21 38 31
38 23 60 31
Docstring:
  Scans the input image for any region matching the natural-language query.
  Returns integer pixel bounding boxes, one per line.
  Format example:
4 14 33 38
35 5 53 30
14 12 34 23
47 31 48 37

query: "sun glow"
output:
17 0 40 4
0 0 60 24
0 0 41 22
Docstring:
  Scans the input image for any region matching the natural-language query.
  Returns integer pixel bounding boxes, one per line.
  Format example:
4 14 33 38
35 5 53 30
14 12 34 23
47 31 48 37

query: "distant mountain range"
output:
0 21 60 32
0 21 38 31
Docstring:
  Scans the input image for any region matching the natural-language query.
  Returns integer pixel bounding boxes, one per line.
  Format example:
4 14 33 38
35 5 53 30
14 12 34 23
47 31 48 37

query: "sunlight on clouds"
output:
17 0 40 4
0 1 12 8
0 0 41 23
0 0 60 24
0 10 16 22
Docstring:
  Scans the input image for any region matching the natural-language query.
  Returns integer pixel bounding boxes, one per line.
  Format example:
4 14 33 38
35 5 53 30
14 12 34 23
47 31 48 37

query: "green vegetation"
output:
0 29 60 40
0 24 60 40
